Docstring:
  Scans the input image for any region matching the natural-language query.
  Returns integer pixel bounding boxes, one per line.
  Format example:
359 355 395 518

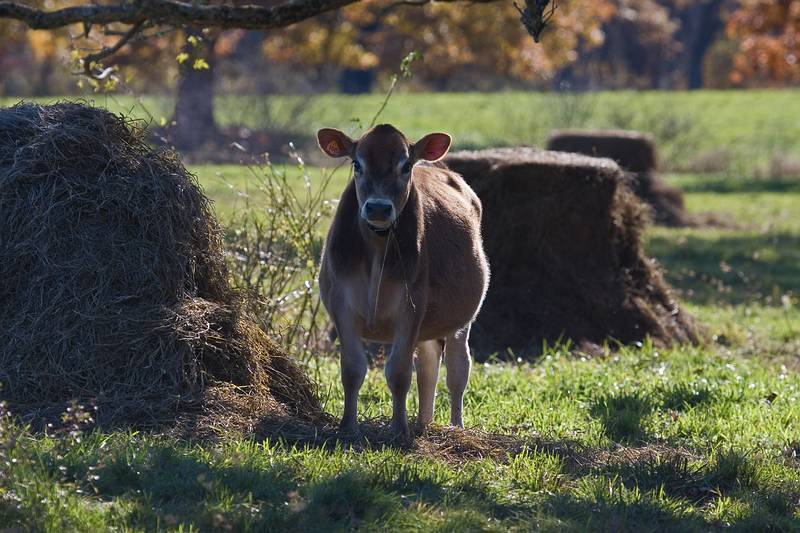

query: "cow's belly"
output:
416 283 484 341
337 276 406 343
322 251 487 344
333 280 482 344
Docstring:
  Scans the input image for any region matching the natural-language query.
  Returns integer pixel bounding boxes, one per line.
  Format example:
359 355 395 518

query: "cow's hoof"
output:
414 419 432 436
390 420 411 444
339 419 360 439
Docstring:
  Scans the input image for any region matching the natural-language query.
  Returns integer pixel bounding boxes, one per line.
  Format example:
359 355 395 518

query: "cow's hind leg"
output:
415 339 443 429
444 325 472 428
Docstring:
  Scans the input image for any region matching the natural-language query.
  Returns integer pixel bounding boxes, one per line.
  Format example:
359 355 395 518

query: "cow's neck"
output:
356 183 419 328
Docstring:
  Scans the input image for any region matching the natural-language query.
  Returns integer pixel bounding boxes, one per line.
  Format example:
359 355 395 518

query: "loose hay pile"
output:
445 147 700 358
0 102 323 431
547 129 693 226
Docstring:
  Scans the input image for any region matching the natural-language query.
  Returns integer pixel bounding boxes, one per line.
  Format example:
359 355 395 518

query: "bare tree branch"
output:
0 0 370 30
82 20 146 77
514 0 556 42
379 0 501 23
0 0 503 31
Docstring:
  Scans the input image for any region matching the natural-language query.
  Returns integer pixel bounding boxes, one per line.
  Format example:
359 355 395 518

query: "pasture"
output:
4 89 800 173
1 91 800 531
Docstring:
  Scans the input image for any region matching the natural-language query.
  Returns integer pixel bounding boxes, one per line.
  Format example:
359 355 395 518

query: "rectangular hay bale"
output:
445 147 699 358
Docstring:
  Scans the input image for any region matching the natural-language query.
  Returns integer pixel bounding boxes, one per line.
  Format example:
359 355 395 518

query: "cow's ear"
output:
413 133 452 162
317 128 355 158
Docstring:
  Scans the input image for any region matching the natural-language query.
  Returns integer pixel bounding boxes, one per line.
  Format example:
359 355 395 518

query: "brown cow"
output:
317 124 489 440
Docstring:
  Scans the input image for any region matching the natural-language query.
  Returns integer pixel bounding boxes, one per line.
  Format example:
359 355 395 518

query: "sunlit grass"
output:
3 158 800 529
4 89 800 172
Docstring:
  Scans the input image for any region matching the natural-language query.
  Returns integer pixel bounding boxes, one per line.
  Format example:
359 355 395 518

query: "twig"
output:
82 20 145 78
514 0 558 42
368 75 398 129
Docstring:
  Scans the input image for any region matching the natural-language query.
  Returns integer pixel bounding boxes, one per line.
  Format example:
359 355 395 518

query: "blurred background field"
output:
4 89 799 174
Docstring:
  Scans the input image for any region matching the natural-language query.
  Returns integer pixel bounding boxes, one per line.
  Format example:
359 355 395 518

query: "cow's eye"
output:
401 160 412 174
353 160 362 174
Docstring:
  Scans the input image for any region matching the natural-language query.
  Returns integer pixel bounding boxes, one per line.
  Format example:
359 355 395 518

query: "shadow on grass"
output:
647 232 800 306
572 447 800 532
544 492 708 532
45 429 799 532
678 176 800 194
590 392 655 443
52 431 537 531
659 383 716 412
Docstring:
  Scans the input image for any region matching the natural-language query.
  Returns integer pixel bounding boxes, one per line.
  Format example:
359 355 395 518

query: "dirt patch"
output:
547 129 695 227
236 414 699 470
445 147 701 358
0 102 325 430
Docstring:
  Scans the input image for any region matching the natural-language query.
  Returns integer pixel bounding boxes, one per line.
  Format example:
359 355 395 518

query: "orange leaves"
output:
26 30 61 61
726 0 800 85
263 21 379 69
260 0 615 83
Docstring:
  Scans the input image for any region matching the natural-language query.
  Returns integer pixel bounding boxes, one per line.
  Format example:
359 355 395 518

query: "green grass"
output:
4 348 800 531
4 89 800 172
3 163 800 531
3 91 800 530
189 164 350 221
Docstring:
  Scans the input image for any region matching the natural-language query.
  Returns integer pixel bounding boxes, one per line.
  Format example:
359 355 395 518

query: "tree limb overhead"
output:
0 0 362 30
0 0 538 80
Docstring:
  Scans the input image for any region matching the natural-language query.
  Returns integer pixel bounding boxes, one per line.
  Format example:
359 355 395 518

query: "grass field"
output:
2 92 800 531
2 165 799 531
3 89 800 173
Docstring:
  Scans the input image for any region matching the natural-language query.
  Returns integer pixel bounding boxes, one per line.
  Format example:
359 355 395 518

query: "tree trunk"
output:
337 19 379 94
684 0 724 90
173 28 218 150
338 68 376 94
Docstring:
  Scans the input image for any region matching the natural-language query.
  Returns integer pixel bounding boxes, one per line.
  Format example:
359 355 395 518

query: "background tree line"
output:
2 0 796 97
1 0 795 149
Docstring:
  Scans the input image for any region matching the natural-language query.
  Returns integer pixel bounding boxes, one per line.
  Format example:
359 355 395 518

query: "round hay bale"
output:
546 129 693 227
445 147 700 359
629 171 694 227
547 129 658 173
0 102 323 431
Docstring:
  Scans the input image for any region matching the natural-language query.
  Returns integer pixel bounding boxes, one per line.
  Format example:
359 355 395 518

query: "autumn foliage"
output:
262 0 615 85
2 0 800 93
727 0 800 85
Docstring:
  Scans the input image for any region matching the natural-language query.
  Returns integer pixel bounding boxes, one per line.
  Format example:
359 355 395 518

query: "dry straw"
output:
547 129 695 227
0 102 324 432
446 147 700 358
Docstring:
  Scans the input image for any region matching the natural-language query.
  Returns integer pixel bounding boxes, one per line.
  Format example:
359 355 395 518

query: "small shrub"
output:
686 148 732 173
224 155 338 362
764 151 800 179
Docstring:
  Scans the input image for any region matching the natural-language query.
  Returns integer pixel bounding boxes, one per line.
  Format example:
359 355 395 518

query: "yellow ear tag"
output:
326 141 340 154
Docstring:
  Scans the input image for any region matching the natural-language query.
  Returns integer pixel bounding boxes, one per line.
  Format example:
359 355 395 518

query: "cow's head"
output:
317 124 451 232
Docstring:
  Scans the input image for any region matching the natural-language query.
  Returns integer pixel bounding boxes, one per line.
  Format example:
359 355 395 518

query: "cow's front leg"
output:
384 305 423 441
333 310 367 434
